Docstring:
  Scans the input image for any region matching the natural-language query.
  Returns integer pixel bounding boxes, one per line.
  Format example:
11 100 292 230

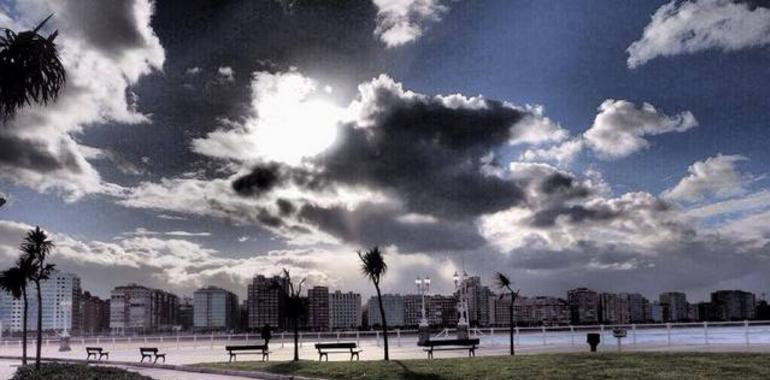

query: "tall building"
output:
367 294 404 327
403 294 423 327
177 297 194 331
599 293 630 324
247 275 287 330
154 290 179 331
464 277 493 327
110 284 178 334
80 291 109 335
1 271 81 333
428 295 458 327
193 286 239 331
711 290 756 321
659 292 688 322
627 293 649 323
650 301 663 322
528 296 570 326
307 286 329 331
567 288 599 324
329 291 361 330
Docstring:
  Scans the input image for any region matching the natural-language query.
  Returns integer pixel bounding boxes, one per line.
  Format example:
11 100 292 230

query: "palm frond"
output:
495 272 511 290
0 14 66 120
358 246 387 283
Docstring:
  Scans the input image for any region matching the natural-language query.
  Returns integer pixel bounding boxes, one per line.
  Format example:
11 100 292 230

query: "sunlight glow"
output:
247 71 346 165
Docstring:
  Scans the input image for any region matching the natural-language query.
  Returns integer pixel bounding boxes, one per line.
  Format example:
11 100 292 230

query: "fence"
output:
3 321 770 351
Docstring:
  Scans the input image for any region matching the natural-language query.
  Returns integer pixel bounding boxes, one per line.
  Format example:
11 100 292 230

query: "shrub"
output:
12 363 155 380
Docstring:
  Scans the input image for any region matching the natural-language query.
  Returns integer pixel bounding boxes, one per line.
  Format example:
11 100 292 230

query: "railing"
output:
2 321 770 350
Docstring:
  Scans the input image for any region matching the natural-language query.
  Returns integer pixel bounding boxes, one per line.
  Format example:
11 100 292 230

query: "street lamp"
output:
415 276 431 327
58 299 72 352
416 276 431 345
453 271 470 339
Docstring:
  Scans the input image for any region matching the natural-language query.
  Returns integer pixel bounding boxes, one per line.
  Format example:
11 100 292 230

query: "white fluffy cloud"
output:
628 0 770 68
663 154 754 202
520 138 585 166
584 99 697 159
0 0 164 199
373 0 452 47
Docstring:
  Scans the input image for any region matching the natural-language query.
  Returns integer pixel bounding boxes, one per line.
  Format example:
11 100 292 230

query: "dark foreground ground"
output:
196 352 770 380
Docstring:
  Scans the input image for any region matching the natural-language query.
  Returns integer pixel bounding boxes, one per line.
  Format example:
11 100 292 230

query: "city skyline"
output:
2 0 770 304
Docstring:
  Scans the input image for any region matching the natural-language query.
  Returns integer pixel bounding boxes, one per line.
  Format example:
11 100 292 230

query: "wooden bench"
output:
225 344 270 362
314 342 362 361
420 338 480 359
86 346 109 361
139 347 166 363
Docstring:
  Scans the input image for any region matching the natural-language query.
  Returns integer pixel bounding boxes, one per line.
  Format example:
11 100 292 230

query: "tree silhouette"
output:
20 226 55 369
0 14 66 120
358 246 390 360
495 272 520 356
274 268 306 361
0 255 34 365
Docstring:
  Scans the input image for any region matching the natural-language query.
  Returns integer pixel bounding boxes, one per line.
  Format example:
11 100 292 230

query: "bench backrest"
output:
315 342 357 350
86 347 103 352
426 338 480 346
140 347 158 353
225 345 267 351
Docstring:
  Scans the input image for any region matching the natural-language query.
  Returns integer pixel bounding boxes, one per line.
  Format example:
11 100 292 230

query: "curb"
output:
0 355 327 380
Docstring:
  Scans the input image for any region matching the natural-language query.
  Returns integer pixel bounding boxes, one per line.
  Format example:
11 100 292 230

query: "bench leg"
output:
263 353 269 362
229 353 234 363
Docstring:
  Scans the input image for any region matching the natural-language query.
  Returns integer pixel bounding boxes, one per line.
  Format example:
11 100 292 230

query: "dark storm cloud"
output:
298 202 487 252
54 0 147 57
117 0 384 177
0 134 81 173
313 90 527 219
231 163 282 196
276 199 296 216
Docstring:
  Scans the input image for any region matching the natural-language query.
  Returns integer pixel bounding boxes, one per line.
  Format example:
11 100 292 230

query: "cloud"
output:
0 0 164 199
372 0 452 47
520 138 585 166
628 0 770 68
663 154 755 202
217 66 235 82
192 71 349 165
584 99 697 159
120 228 212 237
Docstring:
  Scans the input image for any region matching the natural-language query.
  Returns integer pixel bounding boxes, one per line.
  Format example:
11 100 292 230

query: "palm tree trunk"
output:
375 283 389 361
293 319 299 361
21 286 27 366
509 295 514 356
34 280 42 369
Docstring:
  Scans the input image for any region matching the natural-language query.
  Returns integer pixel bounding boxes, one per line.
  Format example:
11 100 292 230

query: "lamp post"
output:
58 299 71 352
453 271 470 340
416 276 431 345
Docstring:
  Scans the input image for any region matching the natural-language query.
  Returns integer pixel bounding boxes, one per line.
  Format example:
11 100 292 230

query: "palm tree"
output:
0 256 33 365
20 226 55 369
0 14 66 120
274 269 306 361
357 246 390 360
495 272 520 356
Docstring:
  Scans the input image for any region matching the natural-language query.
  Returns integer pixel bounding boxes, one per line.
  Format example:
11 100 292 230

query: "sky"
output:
1 0 770 303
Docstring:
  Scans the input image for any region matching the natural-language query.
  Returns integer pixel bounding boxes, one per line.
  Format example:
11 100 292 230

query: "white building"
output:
193 286 239 331
367 294 404 327
0 271 81 333
110 284 178 334
329 291 361 330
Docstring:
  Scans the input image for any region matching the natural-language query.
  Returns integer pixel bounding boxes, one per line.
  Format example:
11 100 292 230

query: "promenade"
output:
1 322 769 365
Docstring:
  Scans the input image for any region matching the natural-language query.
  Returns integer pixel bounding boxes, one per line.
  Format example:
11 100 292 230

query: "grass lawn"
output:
11 363 154 380
196 352 770 380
